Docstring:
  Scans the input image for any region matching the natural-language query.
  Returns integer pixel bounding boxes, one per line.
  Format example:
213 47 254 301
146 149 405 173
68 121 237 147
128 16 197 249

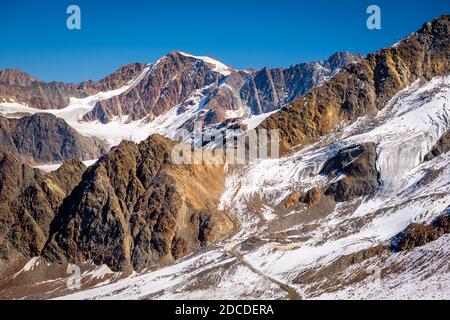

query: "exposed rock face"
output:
321 143 379 202
0 64 145 110
281 191 301 209
0 69 41 87
2 136 234 274
259 15 450 153
424 130 450 161
0 117 20 162
279 143 379 209
1 52 360 155
81 51 362 125
42 134 234 271
0 80 88 110
0 152 39 203
391 212 449 252
240 52 363 114
0 154 86 267
294 244 387 287
88 63 146 92
83 52 226 123
0 113 107 164
299 187 322 207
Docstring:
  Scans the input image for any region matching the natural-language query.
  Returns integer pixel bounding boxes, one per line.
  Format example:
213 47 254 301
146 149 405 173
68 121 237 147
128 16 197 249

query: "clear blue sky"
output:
0 0 448 82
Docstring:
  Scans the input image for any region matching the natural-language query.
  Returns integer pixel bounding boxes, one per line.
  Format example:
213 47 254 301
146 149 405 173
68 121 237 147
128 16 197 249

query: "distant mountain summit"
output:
0 64 146 110
0 69 42 87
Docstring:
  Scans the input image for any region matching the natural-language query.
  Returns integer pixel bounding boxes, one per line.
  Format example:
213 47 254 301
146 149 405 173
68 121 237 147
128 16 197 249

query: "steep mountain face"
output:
83 52 228 123
42 134 233 272
0 155 86 272
0 80 88 111
0 64 145 110
82 51 362 125
259 16 450 153
424 129 450 160
240 52 363 114
84 63 147 92
0 113 107 164
321 142 380 202
0 152 39 203
0 117 17 156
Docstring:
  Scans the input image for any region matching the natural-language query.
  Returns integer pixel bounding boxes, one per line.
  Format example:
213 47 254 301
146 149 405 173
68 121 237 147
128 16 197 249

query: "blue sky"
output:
0 0 448 82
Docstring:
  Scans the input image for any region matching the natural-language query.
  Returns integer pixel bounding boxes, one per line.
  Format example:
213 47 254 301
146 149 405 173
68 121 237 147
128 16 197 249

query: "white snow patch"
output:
177 51 233 76
13 257 40 278
241 110 279 130
34 159 98 173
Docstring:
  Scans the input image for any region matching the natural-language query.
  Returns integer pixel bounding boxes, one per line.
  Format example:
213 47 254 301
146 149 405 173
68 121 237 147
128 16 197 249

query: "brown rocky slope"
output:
0 154 87 273
0 113 107 164
0 64 145 110
259 15 450 153
42 134 234 271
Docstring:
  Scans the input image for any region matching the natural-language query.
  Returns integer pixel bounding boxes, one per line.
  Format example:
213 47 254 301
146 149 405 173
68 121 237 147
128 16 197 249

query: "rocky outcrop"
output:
0 152 39 203
321 143 380 202
82 51 362 126
0 154 86 266
281 191 301 209
0 64 145 110
424 130 450 161
279 143 379 209
42 134 234 271
281 188 324 210
391 212 450 252
0 113 107 164
259 15 450 153
83 52 226 123
88 63 146 92
240 52 363 115
280 143 380 209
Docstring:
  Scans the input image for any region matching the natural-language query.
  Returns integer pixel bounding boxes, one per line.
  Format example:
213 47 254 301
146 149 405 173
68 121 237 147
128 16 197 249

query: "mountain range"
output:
0 15 449 300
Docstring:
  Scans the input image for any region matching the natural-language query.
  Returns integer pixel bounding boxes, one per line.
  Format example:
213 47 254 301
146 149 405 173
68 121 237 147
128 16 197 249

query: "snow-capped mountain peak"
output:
175 51 235 76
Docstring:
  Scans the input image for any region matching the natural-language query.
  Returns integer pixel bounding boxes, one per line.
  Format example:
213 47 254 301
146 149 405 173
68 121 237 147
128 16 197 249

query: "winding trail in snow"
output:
228 250 302 300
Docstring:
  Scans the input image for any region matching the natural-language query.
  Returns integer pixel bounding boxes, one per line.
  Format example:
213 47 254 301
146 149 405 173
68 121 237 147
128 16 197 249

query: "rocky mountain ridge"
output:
259 15 450 153
0 113 107 164
0 63 146 110
81 51 362 126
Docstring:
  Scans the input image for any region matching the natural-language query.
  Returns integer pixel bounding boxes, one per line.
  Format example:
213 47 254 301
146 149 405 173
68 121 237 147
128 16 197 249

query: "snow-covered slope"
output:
50 74 450 300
